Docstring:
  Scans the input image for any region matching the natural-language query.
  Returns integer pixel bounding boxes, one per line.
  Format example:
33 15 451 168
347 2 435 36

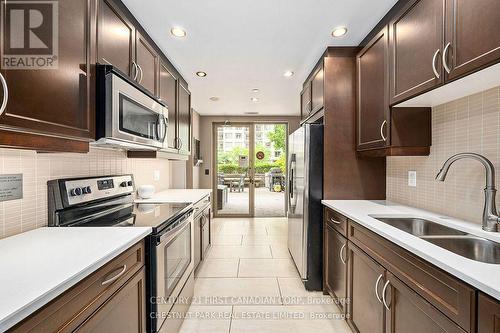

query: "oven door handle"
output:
157 213 192 244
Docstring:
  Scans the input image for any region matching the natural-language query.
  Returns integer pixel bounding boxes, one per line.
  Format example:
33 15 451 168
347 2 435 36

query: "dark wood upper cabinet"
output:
0 0 94 150
300 84 311 120
444 0 500 81
177 83 191 154
389 0 445 104
311 66 324 113
135 32 158 95
357 27 390 151
159 61 178 150
347 242 385 333
384 272 466 333
324 221 348 313
478 292 500 333
97 0 135 78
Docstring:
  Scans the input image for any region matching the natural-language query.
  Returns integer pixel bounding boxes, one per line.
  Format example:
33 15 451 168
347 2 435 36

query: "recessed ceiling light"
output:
332 26 348 37
252 88 260 93
250 97 259 102
283 70 294 78
196 71 207 77
209 96 219 101
170 27 187 38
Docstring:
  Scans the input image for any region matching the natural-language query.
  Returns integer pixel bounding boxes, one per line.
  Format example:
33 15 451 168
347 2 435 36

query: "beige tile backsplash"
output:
0 147 170 239
387 86 500 224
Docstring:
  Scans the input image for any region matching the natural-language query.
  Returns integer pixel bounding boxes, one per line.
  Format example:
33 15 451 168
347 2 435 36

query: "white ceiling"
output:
121 0 398 116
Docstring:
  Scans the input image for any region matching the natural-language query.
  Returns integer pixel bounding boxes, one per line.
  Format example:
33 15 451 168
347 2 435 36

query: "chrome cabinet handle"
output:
432 49 441 79
443 42 452 74
382 280 391 311
329 218 341 225
339 243 347 265
137 64 143 84
375 274 383 303
132 62 139 81
0 73 8 116
178 137 183 150
101 265 127 286
380 120 387 142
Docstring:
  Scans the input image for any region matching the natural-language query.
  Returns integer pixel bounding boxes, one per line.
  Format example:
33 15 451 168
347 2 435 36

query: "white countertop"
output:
322 200 500 301
135 188 212 204
0 227 151 331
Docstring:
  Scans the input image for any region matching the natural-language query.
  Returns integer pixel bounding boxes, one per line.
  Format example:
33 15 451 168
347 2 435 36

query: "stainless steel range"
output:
47 175 194 333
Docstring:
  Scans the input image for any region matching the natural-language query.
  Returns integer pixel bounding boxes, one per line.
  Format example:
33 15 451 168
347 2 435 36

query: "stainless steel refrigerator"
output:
287 123 323 291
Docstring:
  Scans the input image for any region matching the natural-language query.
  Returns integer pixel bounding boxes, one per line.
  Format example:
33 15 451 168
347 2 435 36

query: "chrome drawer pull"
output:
329 218 341 225
101 264 127 286
382 280 391 310
375 274 383 303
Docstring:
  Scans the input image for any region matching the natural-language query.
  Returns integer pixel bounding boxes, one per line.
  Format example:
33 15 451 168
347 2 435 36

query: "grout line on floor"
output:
237 258 241 277
269 244 274 258
276 277 284 305
228 305 234 333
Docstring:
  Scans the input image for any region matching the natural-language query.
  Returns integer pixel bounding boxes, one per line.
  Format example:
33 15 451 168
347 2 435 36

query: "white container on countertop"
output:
137 185 155 199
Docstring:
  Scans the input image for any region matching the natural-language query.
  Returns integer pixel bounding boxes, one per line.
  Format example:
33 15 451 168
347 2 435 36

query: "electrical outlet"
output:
408 171 417 187
154 170 160 181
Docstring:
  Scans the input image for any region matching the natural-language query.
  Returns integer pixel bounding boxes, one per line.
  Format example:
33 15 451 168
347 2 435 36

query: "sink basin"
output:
371 216 500 264
424 236 500 264
372 217 467 236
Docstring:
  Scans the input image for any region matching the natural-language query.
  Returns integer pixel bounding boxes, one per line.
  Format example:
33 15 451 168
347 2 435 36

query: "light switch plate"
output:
408 171 417 187
154 170 160 181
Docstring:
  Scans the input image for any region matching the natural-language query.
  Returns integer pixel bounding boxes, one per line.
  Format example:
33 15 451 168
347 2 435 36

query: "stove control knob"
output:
127 180 133 187
120 181 128 187
82 186 92 194
71 188 82 196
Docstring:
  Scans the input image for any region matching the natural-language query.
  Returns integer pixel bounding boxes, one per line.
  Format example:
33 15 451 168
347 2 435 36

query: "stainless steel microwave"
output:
94 65 168 150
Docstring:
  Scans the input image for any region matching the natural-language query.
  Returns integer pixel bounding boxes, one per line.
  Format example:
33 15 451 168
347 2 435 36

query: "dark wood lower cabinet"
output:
323 222 348 313
478 292 500 333
384 271 466 333
75 267 146 333
347 242 385 333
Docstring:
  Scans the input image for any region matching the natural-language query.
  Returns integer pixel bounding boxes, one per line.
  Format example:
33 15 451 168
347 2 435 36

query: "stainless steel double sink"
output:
370 216 500 264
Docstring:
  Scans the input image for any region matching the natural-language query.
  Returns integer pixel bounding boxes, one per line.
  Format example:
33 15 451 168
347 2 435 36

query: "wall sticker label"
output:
0 174 23 202
2 0 59 69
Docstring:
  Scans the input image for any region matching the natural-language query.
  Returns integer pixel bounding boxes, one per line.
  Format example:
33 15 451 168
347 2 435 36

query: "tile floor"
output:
179 217 351 333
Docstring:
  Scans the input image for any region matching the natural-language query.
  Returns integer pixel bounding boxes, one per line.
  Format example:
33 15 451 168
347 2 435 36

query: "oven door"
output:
155 213 194 328
108 73 167 148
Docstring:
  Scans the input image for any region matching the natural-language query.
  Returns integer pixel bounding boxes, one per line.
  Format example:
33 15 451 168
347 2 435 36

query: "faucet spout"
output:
436 153 499 232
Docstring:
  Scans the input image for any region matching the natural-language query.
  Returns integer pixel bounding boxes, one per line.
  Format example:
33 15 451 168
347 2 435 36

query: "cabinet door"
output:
97 0 135 78
75 267 147 333
177 83 191 154
357 27 389 151
300 84 311 120
159 61 177 150
389 0 445 104
324 223 348 313
311 67 324 113
384 272 466 333
135 32 158 95
0 0 94 141
347 243 385 333
478 292 500 333
444 0 500 81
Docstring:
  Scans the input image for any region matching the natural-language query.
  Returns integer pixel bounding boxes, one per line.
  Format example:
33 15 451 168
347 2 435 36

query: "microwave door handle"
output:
155 114 162 141
162 116 168 141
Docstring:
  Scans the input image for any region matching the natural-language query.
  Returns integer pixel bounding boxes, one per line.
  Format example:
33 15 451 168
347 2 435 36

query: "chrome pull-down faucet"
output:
436 153 499 232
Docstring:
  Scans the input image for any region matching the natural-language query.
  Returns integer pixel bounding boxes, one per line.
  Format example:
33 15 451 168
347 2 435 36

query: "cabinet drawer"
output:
324 207 348 237
348 222 475 332
11 240 145 333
